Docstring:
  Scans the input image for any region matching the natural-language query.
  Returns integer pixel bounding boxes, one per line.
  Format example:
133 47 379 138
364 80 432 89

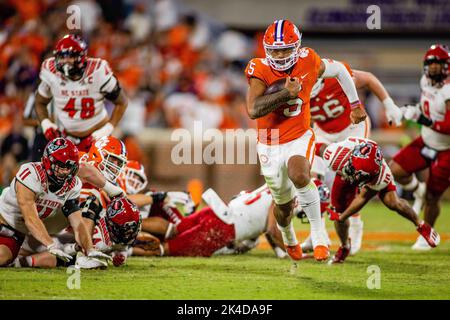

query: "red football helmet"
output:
263 19 302 71
342 141 383 186
42 138 79 187
120 160 148 195
106 197 141 245
54 34 88 79
423 44 449 83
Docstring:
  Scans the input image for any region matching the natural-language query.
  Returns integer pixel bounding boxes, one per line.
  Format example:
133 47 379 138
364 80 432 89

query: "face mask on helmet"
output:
423 44 449 83
42 138 79 188
424 58 448 83
106 198 141 245
265 44 300 71
263 20 302 72
98 151 126 183
124 168 148 195
54 35 87 80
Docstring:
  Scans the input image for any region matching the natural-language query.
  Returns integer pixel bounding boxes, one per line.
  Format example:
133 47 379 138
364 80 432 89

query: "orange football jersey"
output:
245 47 321 144
310 62 362 133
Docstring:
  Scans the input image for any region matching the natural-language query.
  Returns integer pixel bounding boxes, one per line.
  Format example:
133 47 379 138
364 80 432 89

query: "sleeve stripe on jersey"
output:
49 59 56 73
19 168 32 181
99 77 112 92
31 163 47 186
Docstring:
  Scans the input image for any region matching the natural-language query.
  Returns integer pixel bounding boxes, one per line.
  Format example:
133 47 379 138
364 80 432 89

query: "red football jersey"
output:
310 63 362 133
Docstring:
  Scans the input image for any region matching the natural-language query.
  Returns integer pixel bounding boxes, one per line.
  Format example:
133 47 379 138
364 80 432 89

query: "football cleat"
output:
412 235 432 251
330 240 351 264
313 245 330 261
416 222 440 248
285 244 303 261
75 253 108 269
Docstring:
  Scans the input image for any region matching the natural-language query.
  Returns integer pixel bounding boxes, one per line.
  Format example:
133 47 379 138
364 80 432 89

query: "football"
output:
264 78 287 95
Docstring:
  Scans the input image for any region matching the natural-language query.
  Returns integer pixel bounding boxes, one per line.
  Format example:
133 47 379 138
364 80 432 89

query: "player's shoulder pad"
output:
441 79 450 100
16 162 47 193
245 58 270 83
39 57 58 84
298 47 319 60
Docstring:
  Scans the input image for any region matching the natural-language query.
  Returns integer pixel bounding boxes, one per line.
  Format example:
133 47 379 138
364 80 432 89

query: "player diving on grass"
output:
305 61 403 256
315 137 440 264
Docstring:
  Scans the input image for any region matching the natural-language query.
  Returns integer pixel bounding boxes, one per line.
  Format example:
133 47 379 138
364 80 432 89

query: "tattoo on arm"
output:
251 89 292 119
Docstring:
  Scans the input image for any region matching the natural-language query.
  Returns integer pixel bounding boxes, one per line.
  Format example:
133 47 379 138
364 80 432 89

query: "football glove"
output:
47 242 73 262
383 97 403 126
87 249 112 261
41 119 62 141
91 122 114 140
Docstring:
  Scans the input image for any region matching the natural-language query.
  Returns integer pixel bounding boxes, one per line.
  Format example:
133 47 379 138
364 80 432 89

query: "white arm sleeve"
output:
320 59 360 105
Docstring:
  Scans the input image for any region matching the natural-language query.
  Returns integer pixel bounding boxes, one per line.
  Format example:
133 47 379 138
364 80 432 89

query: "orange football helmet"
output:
85 136 128 183
263 19 302 71
120 160 148 194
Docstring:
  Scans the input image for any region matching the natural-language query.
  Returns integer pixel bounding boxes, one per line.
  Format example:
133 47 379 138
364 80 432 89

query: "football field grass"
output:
0 201 449 300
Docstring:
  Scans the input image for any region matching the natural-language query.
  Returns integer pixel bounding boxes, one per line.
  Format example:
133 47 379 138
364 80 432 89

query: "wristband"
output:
350 101 361 110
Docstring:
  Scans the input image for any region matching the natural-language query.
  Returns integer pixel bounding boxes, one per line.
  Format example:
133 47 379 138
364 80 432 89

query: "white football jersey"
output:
202 185 272 242
419 75 450 150
322 137 394 191
0 162 82 235
38 57 118 133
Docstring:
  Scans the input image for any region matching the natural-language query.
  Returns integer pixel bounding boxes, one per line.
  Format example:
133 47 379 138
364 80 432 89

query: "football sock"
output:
277 221 298 246
296 180 327 247
400 174 418 191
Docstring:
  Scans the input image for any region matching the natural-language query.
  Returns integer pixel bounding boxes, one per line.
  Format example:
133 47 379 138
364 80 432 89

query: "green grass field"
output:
1 202 449 300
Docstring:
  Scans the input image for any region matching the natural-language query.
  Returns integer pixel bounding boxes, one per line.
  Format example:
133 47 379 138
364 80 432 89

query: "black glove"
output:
148 191 167 205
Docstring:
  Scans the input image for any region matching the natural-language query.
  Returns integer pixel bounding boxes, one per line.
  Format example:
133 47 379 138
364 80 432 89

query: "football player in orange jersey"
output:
304 63 403 255
245 19 366 261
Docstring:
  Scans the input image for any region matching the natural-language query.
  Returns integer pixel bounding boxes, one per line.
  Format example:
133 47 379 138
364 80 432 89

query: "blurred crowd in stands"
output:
0 0 410 189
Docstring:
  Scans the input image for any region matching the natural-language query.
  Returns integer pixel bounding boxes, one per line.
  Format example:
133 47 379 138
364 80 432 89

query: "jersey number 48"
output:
63 97 95 119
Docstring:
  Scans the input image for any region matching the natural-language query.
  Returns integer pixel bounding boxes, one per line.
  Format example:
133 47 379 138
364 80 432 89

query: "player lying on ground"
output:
0 138 113 267
13 136 138 268
315 137 440 264
390 44 450 250
131 183 332 260
35 34 128 152
245 19 368 262
308 61 403 255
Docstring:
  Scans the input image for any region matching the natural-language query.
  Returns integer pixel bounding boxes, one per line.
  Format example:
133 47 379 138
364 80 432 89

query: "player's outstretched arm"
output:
319 59 367 124
108 89 128 127
35 91 61 141
78 163 124 198
246 77 299 119
16 182 54 247
353 69 403 126
68 210 94 253
338 187 377 221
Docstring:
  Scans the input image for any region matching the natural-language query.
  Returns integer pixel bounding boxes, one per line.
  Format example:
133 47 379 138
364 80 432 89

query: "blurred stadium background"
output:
1 0 449 202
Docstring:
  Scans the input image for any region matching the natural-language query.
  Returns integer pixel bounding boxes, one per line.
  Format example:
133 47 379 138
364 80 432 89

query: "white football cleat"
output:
75 254 108 269
411 235 432 251
349 217 364 255
412 182 426 216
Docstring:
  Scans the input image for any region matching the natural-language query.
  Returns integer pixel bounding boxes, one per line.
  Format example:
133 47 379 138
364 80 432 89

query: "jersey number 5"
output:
283 98 303 117
63 97 95 119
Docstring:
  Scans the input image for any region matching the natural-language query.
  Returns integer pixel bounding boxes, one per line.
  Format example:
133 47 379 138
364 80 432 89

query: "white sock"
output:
401 174 418 191
350 215 362 225
276 221 298 246
296 181 327 247
321 216 331 246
